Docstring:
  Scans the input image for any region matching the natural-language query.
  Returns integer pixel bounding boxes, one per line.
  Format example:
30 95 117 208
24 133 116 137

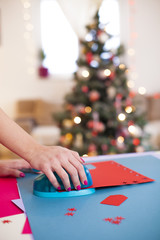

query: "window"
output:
40 0 78 74
99 0 120 50
40 0 120 75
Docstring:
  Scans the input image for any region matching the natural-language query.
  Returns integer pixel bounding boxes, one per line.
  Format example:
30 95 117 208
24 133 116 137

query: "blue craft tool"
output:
33 165 95 198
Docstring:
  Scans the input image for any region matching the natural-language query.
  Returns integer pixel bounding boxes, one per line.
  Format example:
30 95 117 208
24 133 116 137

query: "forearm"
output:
0 108 39 161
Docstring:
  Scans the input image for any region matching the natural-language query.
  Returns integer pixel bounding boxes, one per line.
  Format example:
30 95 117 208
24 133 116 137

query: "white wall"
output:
119 0 160 94
0 0 73 117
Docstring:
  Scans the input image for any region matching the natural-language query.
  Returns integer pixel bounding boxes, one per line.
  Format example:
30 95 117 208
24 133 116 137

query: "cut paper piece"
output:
88 160 154 189
12 199 25 212
64 212 75 216
101 195 128 206
0 213 32 240
2 219 12 224
22 216 32 234
0 178 22 218
103 216 125 224
67 208 77 211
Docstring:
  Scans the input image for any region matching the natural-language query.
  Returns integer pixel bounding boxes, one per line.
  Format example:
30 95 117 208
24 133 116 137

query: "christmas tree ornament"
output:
133 138 140 146
89 90 100 102
101 144 108 152
85 106 92 113
88 143 97 152
135 145 144 152
81 85 89 93
107 86 116 99
62 119 73 129
74 133 83 148
86 52 93 64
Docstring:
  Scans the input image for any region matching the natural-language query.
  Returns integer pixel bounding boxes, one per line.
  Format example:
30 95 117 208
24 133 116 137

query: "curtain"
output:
57 0 103 38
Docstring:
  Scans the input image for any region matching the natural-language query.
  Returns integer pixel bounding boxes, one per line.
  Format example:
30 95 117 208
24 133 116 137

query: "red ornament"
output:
116 93 123 100
97 29 102 36
79 107 86 114
129 91 136 98
111 139 116 146
133 138 140 146
89 90 100 102
87 120 94 129
126 98 132 106
88 143 97 152
109 71 115 80
91 131 98 137
128 120 134 126
101 144 108 152
81 86 89 93
86 52 93 64
38 66 49 78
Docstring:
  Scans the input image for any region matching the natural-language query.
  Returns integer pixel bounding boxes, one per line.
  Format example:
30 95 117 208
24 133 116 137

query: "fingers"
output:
68 158 88 187
0 167 25 178
71 151 85 164
43 168 63 191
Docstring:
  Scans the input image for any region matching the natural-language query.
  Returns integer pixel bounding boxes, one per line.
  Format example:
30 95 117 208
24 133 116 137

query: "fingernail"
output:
80 157 85 163
76 185 81 190
84 180 88 185
20 172 25 178
67 187 71 192
57 186 61 191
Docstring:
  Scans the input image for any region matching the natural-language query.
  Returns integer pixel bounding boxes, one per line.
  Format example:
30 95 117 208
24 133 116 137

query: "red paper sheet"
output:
0 178 22 218
88 160 154 189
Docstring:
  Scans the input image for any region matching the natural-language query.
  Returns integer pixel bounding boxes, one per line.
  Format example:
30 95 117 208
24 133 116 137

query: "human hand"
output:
28 145 87 191
0 159 31 177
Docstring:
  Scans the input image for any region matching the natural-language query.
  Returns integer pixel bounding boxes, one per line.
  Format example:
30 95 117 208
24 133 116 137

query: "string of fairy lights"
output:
127 0 146 96
20 0 36 76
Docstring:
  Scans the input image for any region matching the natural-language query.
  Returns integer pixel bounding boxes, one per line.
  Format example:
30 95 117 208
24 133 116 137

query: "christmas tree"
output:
54 11 148 156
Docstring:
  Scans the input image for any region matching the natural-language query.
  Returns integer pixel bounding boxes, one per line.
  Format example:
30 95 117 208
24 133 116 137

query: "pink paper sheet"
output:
0 178 22 218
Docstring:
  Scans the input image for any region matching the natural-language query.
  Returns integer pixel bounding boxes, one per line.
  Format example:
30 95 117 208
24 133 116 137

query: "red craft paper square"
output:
100 194 128 206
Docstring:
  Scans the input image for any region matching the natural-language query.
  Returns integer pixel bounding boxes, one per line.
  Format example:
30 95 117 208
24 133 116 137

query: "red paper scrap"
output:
104 218 113 222
101 194 128 206
103 216 125 225
2 219 12 224
22 217 32 234
67 208 77 211
65 212 75 216
88 160 154 189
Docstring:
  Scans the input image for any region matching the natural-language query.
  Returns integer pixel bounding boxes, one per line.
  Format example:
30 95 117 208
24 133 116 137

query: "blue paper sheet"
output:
17 154 160 240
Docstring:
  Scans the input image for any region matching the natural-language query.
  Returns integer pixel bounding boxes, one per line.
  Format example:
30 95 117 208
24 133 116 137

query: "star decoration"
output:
103 218 113 222
67 208 77 212
103 216 125 225
2 220 12 224
64 212 75 216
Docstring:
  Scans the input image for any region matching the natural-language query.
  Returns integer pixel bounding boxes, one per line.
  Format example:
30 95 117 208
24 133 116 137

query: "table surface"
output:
1 151 160 240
